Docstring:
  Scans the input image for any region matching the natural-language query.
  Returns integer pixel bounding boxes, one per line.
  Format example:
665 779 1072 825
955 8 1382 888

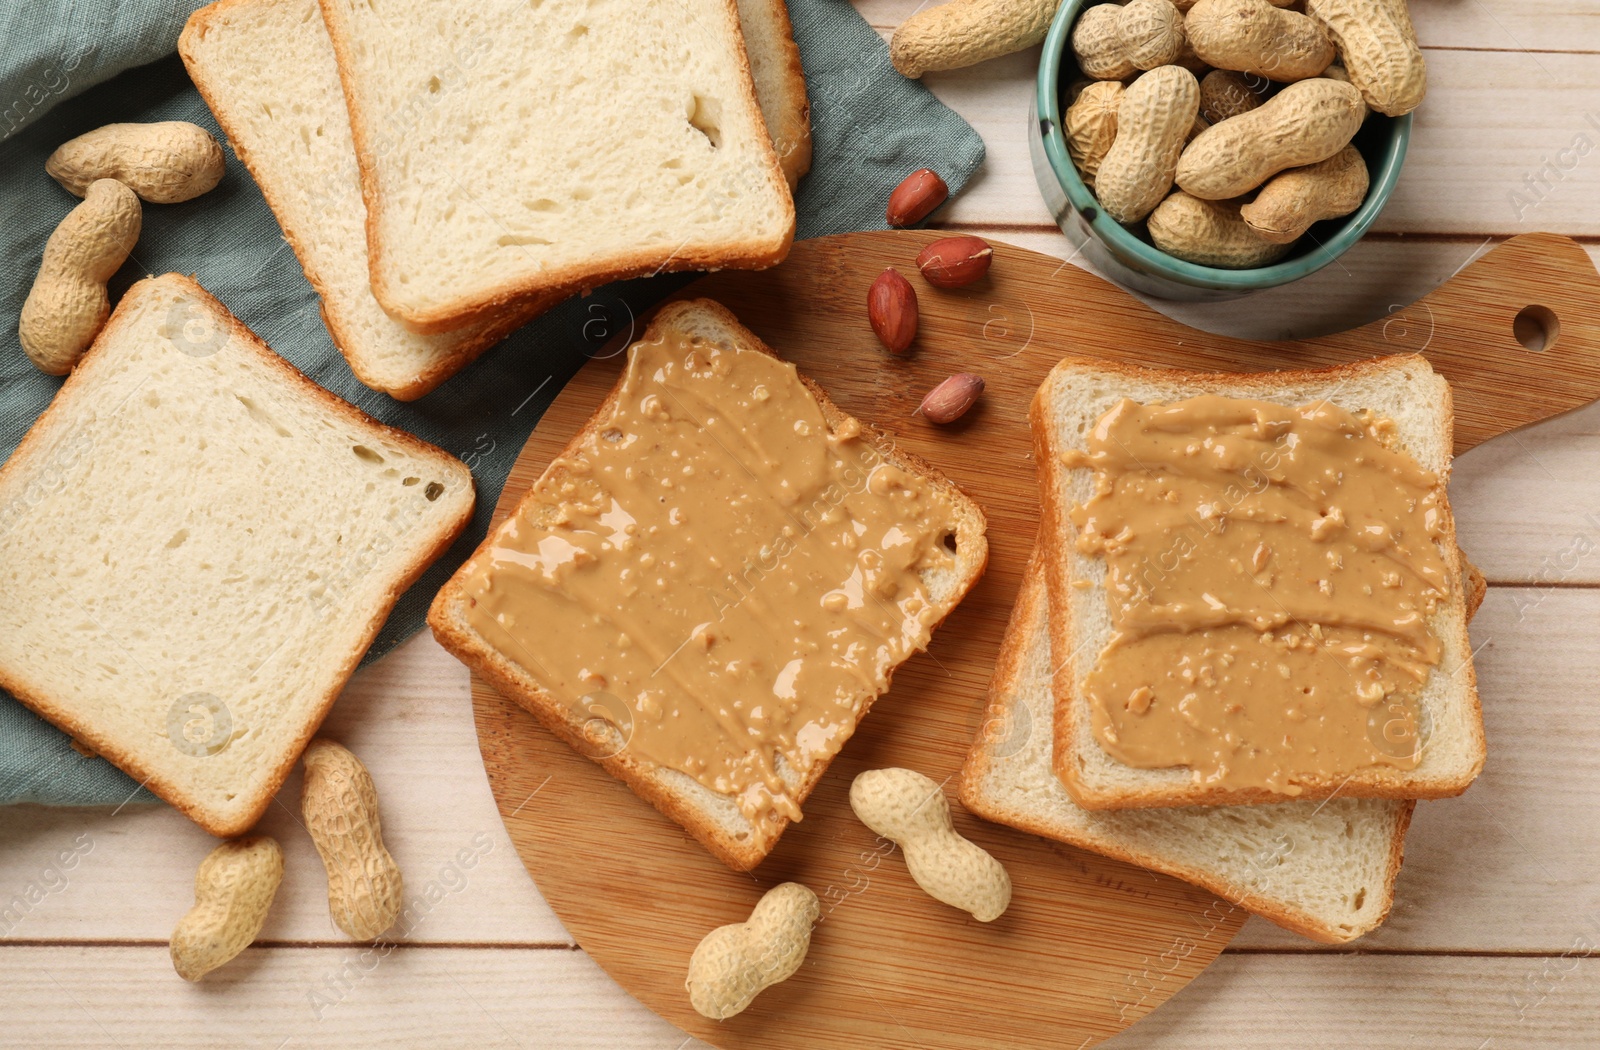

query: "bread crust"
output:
316 0 797 335
0 274 475 836
739 0 812 190
959 546 1414 944
428 298 988 870
1030 353 1487 810
179 0 557 400
1463 555 1486 618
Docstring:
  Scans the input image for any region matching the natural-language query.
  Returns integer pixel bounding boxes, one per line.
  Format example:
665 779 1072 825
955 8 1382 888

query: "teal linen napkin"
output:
0 2 986 805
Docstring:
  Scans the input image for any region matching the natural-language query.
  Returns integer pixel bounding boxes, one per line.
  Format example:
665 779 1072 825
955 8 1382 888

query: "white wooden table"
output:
6 3 1600 1045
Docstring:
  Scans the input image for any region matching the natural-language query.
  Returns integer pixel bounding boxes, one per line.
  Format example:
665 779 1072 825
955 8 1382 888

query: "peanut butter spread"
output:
462 328 963 825
1064 395 1451 793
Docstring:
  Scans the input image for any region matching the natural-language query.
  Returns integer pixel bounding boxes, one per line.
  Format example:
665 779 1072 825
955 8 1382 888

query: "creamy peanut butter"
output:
1065 394 1450 793
462 326 963 825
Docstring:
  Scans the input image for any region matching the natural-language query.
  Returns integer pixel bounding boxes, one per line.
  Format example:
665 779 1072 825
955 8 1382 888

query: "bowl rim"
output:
1036 0 1412 291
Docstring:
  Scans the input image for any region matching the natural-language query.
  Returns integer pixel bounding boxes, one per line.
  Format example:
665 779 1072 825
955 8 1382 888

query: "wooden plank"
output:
1394 50 1600 235
1114 952 1600 1048
0 631 571 947
1452 412 1600 587
0 944 1595 1048
853 0 1600 53
0 945 693 1050
848 44 1600 236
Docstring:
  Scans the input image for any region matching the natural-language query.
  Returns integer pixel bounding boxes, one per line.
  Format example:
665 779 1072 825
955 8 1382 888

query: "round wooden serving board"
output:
473 231 1600 1050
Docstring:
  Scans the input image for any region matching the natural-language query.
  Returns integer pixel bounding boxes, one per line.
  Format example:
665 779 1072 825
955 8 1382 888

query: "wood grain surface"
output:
472 230 1600 1050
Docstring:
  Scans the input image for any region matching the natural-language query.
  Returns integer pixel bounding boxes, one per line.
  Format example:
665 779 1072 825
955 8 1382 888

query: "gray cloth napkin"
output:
0 1 986 805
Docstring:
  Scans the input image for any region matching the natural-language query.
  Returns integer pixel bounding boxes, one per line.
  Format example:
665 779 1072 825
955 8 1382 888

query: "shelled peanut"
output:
1240 144 1370 243
1065 81 1125 188
1094 65 1199 224
1176 78 1365 200
1185 0 1334 82
1148 192 1292 267
1064 0 1422 268
19 179 140 374
1306 0 1426 117
170 837 283 982
1198 70 1267 124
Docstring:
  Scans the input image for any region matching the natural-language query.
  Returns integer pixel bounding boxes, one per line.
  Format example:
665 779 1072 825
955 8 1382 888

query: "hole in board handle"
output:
1514 305 1560 353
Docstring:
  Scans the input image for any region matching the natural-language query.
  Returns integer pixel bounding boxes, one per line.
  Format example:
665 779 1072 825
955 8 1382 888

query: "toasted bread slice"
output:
0 274 474 835
428 299 988 869
961 551 1416 943
737 0 811 190
1032 354 1486 809
179 0 557 400
318 0 796 333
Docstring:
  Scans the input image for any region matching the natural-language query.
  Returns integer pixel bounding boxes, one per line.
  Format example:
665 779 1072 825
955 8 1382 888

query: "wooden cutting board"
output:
472 231 1600 1050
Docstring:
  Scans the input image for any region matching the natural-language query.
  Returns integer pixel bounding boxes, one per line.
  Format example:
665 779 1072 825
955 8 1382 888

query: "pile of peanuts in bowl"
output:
1066 0 1423 268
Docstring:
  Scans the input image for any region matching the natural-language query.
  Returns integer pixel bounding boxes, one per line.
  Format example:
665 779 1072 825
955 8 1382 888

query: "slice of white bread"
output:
317 0 797 334
1032 355 1486 809
0 274 474 836
737 0 812 190
428 298 989 870
178 0 809 396
961 552 1415 943
179 0 557 401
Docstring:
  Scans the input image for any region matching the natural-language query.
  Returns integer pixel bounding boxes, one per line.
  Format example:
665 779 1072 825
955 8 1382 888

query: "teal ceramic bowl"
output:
1033 0 1412 301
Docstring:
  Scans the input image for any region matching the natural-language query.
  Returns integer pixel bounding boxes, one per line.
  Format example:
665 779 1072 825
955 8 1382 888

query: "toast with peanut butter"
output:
962 552 1416 942
429 299 988 870
1033 354 1486 810
963 547 1483 942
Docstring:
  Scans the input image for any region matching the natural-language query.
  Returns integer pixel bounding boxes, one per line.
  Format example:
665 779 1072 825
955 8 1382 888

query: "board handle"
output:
1354 234 1600 454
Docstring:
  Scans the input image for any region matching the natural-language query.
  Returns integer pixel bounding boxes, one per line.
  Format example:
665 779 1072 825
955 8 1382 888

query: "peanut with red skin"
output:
917 235 994 288
868 269 918 354
886 168 949 227
919 373 986 424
